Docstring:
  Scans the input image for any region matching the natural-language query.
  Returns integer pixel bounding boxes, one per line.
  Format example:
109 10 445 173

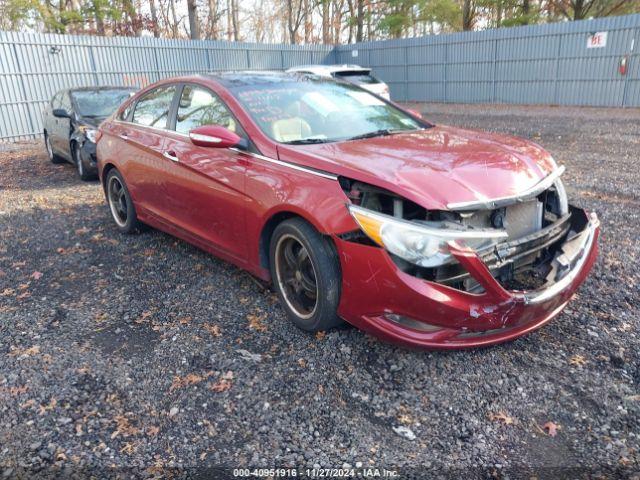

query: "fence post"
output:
492 36 498 103
553 33 563 105
246 48 251 69
444 42 448 103
11 41 36 138
88 44 99 86
621 28 637 107
404 45 409 102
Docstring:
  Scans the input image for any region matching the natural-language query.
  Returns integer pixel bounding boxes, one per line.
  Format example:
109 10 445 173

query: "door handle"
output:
163 150 179 162
119 133 129 141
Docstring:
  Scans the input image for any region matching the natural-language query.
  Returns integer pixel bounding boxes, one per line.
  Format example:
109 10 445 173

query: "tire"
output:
269 218 343 332
105 169 142 234
73 142 96 181
44 133 64 164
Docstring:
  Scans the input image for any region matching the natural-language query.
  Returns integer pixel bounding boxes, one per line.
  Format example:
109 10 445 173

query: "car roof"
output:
202 70 322 88
286 64 371 75
67 86 139 93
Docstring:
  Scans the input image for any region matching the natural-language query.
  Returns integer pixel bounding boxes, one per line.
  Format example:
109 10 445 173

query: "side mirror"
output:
53 108 70 118
189 125 242 149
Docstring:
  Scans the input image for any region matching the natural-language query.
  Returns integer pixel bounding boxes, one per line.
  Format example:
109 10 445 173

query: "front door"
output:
161 84 249 263
117 84 177 219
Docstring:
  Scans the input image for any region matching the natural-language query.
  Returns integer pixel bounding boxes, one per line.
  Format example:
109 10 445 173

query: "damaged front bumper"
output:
335 207 599 349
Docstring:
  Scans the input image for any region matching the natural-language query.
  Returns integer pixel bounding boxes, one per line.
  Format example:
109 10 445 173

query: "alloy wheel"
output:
107 176 128 227
274 234 318 319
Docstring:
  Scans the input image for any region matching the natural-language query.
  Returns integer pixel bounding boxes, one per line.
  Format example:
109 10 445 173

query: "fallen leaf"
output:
543 421 559 437
203 323 221 336
489 411 514 425
75 227 91 235
170 373 205 391
8 345 40 357
209 371 234 392
315 331 326 340
569 354 587 366
31 271 43 280
247 313 268 332
146 426 160 437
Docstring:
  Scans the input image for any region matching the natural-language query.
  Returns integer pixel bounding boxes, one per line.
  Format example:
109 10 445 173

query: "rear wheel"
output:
106 169 141 233
269 218 343 332
45 133 64 164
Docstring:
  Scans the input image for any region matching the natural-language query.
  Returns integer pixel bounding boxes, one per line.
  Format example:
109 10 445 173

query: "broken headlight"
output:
348 205 508 267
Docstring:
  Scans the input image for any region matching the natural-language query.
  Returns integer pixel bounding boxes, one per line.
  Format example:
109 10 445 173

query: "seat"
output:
271 117 312 142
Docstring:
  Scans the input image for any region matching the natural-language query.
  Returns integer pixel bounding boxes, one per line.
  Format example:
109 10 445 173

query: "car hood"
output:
78 116 108 128
278 125 558 210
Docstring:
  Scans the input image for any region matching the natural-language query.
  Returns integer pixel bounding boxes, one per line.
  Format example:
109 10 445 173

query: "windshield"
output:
229 78 424 144
71 89 135 117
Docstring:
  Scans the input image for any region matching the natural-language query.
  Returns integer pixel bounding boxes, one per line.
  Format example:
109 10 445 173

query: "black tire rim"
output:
45 136 53 159
107 176 128 227
75 146 84 176
275 234 318 319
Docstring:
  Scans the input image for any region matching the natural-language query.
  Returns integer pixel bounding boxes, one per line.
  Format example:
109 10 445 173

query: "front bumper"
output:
79 141 98 172
335 208 599 349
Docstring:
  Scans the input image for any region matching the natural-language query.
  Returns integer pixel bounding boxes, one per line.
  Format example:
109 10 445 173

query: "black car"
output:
43 86 137 180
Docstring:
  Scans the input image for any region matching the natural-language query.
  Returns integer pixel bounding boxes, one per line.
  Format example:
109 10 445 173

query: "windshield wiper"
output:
347 129 401 141
284 138 331 145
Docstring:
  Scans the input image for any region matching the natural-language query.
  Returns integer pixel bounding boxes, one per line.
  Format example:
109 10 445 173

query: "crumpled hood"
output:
78 116 107 128
279 126 558 210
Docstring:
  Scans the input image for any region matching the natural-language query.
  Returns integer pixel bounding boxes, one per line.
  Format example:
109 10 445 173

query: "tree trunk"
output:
356 0 363 42
462 0 474 31
187 0 200 39
169 0 179 38
231 0 239 40
93 0 105 35
149 0 160 37
208 0 219 39
322 0 330 43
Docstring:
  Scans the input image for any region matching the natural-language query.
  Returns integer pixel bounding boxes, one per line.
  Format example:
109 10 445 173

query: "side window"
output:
131 85 176 129
51 92 61 108
175 85 238 135
60 93 72 112
119 102 133 121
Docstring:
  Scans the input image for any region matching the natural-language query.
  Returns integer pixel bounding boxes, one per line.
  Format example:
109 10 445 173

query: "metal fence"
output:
1 13 639 141
335 14 640 107
0 31 333 140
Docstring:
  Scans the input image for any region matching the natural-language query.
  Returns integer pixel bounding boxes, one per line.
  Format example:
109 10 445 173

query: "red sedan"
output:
96 72 599 349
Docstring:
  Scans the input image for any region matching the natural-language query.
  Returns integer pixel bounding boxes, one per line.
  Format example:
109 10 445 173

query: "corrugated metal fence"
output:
0 31 333 140
335 14 640 106
1 13 639 141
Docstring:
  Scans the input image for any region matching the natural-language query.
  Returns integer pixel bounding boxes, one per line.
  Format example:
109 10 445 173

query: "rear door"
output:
115 84 178 219
161 83 249 262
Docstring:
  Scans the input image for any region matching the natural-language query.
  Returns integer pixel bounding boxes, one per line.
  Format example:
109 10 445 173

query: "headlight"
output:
79 126 97 143
85 128 97 143
348 205 508 267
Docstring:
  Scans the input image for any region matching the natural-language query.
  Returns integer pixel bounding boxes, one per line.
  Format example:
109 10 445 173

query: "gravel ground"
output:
1 104 639 478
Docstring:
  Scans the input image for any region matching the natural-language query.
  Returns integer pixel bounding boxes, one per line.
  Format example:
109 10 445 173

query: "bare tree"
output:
187 0 200 39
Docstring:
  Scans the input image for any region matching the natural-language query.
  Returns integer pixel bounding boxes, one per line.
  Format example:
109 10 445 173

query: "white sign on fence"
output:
587 31 608 48
351 49 358 57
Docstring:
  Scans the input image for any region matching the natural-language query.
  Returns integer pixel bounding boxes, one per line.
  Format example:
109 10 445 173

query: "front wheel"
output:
105 169 141 233
73 142 96 181
269 218 343 332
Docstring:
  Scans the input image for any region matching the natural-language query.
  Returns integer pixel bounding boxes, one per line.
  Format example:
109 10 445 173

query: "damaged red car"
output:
96 72 599 349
